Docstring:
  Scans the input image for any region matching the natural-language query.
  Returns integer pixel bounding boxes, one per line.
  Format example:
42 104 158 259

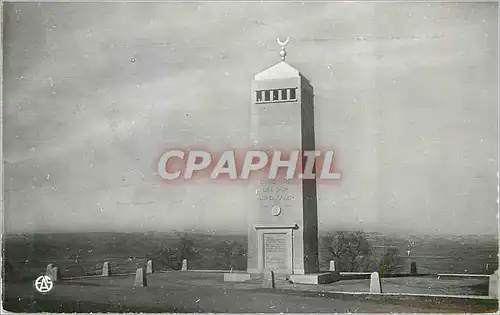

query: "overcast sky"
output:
3 2 498 235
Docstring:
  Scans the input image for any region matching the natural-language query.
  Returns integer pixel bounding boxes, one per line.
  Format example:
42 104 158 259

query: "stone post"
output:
102 261 111 277
51 267 60 281
146 260 154 274
134 268 147 287
262 270 276 289
489 270 498 299
181 259 188 271
329 260 336 272
370 271 382 294
45 264 53 278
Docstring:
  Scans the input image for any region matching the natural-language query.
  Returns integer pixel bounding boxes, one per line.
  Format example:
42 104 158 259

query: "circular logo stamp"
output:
34 275 53 293
271 205 281 216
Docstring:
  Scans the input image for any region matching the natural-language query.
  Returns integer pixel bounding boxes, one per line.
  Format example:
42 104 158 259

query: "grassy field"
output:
3 231 498 280
320 233 499 275
3 272 498 313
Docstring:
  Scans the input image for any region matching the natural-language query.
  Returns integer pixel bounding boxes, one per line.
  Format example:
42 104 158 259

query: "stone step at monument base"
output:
223 272 276 282
223 273 252 282
223 271 340 285
289 272 340 285
223 272 291 286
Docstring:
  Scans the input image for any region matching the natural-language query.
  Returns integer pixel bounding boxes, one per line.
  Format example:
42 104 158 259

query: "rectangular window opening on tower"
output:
273 90 279 101
280 89 288 100
255 88 298 104
256 91 263 103
264 90 271 102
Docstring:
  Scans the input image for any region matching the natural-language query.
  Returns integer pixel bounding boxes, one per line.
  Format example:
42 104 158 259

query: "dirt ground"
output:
3 272 498 313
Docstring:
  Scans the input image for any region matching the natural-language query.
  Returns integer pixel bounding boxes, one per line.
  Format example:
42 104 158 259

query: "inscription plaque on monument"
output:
263 233 289 271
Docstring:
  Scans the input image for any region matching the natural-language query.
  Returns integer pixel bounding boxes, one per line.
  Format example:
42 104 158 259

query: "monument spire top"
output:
277 36 289 61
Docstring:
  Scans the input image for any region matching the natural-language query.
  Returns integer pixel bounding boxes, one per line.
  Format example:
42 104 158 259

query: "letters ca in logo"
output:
35 275 53 293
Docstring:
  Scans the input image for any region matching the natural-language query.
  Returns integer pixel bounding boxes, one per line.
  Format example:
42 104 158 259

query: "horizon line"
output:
3 230 498 238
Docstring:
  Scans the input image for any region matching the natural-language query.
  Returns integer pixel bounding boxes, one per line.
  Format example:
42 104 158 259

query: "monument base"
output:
247 269 300 275
228 271 340 284
289 272 340 284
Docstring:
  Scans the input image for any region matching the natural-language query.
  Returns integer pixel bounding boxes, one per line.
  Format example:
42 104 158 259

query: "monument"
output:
245 38 338 284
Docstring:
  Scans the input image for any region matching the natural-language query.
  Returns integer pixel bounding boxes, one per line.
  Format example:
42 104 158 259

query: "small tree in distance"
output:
379 247 402 276
150 233 198 270
216 240 246 270
323 230 376 272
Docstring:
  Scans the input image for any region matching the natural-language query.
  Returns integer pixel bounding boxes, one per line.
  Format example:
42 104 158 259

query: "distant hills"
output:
2 230 498 280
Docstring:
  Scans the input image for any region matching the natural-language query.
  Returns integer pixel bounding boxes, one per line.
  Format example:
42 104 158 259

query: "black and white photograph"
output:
2 1 499 313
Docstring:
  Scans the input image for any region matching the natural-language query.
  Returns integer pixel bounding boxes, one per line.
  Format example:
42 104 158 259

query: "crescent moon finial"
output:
277 36 289 47
276 36 290 61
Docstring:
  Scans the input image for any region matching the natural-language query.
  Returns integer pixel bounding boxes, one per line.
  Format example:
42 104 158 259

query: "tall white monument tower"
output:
246 38 335 283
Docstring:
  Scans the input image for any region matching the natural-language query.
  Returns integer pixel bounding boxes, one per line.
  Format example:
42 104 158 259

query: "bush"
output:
322 231 376 272
150 234 199 270
378 247 402 275
216 241 246 270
